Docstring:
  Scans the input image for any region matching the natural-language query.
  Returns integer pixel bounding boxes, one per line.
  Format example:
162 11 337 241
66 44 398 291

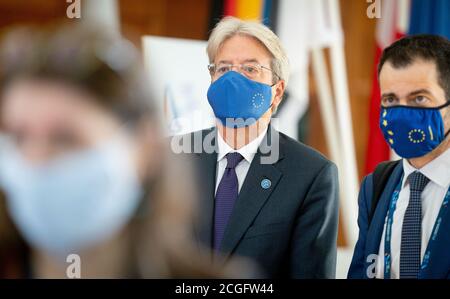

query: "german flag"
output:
209 0 279 32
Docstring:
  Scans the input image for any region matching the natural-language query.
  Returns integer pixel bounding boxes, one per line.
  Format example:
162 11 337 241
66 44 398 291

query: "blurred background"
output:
0 0 448 278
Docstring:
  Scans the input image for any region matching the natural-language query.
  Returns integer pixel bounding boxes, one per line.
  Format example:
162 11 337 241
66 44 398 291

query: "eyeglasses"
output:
207 62 280 82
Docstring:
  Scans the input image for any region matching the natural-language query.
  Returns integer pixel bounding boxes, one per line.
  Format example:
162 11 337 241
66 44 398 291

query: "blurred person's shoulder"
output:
168 127 217 157
0 192 30 278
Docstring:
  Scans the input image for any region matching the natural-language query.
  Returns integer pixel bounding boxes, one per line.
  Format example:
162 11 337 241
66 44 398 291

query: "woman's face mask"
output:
0 135 142 256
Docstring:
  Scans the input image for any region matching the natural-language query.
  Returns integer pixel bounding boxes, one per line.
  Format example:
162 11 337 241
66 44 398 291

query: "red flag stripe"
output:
364 0 408 174
224 0 237 16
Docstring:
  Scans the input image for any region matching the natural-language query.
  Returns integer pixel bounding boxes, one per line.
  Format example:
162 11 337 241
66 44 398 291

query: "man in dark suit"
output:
348 35 450 279
172 17 339 278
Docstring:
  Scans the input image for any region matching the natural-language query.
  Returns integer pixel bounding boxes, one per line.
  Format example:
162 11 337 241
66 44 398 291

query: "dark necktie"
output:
400 171 430 279
213 152 244 250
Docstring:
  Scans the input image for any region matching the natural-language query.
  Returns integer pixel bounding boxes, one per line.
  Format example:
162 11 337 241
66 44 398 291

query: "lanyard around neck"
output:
383 175 450 279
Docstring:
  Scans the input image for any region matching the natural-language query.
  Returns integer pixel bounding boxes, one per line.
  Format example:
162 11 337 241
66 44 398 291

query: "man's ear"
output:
272 80 286 109
444 105 450 131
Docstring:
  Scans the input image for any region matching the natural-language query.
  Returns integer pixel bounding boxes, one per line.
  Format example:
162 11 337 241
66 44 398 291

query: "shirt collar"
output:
402 148 450 189
217 127 268 164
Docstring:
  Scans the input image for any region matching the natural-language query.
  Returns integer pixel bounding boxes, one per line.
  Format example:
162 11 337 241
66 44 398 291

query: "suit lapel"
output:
419 191 450 278
220 127 284 258
365 163 404 260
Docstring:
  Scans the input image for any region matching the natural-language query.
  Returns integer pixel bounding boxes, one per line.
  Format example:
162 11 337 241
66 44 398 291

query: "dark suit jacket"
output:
175 126 339 278
348 163 450 279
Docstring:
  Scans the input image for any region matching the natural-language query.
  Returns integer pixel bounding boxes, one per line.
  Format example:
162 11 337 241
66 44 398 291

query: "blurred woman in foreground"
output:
0 24 253 278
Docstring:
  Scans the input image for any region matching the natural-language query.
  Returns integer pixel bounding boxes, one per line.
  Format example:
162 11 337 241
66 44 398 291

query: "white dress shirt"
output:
376 148 450 278
215 128 268 194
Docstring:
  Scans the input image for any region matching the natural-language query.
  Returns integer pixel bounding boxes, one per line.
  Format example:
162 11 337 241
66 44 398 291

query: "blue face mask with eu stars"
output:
380 101 450 158
207 71 273 128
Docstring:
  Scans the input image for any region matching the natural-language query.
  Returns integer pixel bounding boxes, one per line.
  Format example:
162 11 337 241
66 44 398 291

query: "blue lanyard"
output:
383 175 450 279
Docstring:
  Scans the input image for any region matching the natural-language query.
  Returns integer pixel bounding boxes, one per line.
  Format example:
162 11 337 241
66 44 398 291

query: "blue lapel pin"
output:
261 178 271 189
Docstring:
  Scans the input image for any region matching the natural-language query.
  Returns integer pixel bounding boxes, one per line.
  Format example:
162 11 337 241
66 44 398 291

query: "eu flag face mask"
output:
0 136 142 256
207 71 273 128
380 101 450 158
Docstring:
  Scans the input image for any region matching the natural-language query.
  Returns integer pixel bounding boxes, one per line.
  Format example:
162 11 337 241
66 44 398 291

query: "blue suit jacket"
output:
348 162 450 279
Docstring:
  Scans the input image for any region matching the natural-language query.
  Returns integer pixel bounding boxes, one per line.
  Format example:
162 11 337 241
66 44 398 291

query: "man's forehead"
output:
380 59 438 80
216 58 260 64
380 60 439 89
215 36 272 64
379 62 448 103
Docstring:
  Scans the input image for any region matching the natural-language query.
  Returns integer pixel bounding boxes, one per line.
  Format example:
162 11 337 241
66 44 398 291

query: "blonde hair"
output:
207 16 290 85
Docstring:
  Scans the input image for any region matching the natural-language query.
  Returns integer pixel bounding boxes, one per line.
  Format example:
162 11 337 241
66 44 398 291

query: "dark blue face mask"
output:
380 101 450 158
207 71 273 128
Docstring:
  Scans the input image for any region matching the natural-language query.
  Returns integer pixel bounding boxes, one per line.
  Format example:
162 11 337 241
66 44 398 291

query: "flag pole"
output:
311 49 343 180
327 0 360 247
81 0 120 34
